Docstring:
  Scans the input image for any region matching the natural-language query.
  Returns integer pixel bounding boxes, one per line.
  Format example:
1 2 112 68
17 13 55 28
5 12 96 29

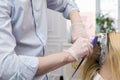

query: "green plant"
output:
96 13 115 33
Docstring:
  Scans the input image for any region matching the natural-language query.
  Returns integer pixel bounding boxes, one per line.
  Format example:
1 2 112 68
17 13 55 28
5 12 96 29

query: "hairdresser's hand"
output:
71 23 89 42
65 37 93 61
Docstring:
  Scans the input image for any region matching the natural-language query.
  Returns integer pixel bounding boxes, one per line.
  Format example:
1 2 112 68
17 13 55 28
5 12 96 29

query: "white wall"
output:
46 9 68 80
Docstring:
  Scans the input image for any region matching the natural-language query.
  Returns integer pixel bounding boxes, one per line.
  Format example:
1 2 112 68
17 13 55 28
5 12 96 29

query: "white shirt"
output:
0 0 79 80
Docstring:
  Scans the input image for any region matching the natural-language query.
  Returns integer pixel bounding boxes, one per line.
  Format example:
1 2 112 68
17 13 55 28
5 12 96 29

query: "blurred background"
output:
45 0 119 80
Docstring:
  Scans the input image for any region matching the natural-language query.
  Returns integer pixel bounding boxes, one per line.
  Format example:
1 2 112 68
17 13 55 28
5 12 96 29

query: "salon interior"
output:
46 0 119 80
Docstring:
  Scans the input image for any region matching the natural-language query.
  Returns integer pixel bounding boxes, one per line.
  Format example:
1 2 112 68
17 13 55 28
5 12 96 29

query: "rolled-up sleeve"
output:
47 0 79 19
0 1 39 80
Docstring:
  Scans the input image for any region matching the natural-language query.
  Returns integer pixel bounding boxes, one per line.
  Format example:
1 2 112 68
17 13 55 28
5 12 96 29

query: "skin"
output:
35 10 83 76
100 61 111 80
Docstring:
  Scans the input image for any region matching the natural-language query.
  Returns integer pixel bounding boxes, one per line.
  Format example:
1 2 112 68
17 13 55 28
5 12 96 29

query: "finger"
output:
84 41 93 56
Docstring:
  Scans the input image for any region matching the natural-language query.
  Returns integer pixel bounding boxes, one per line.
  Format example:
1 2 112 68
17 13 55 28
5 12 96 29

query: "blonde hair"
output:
80 32 120 80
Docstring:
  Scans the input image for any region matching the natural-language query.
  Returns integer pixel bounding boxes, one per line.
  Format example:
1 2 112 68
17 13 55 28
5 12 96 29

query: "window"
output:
100 0 118 19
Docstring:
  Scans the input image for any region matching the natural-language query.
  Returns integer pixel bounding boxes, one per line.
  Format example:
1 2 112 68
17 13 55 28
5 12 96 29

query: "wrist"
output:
71 22 84 29
62 51 76 63
72 22 83 26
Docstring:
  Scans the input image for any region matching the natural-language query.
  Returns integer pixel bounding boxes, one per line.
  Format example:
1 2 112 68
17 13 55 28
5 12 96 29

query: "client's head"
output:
80 32 120 80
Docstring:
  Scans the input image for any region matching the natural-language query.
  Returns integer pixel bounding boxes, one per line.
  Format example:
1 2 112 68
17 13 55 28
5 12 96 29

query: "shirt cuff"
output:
63 0 79 19
19 56 39 80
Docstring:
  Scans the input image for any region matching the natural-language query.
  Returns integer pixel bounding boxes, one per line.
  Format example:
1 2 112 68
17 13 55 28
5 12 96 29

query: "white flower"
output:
97 33 104 42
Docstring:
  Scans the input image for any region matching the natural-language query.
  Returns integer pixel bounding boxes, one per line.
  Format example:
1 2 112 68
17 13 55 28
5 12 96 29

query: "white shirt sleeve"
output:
47 0 79 19
0 1 39 80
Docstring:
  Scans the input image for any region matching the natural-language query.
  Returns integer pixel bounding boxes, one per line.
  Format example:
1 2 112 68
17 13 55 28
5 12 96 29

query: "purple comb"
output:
92 36 98 48
71 36 98 78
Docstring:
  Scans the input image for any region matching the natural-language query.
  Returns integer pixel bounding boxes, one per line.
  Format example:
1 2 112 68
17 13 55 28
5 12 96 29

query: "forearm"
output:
35 52 74 76
69 10 89 42
69 10 82 24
